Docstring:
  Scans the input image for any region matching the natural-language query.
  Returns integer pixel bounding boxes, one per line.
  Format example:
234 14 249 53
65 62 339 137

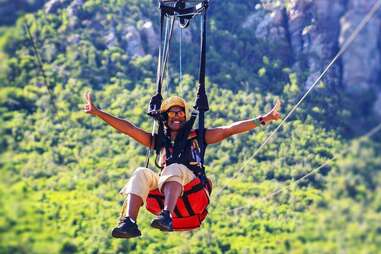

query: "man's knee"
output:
132 167 154 178
161 164 182 177
120 167 158 200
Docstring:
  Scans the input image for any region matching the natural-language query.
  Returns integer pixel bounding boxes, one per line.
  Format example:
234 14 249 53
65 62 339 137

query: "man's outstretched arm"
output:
205 100 281 145
84 92 152 148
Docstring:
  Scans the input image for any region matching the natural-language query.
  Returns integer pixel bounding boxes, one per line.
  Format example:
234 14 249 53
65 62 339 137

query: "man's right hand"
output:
82 91 152 147
83 91 99 115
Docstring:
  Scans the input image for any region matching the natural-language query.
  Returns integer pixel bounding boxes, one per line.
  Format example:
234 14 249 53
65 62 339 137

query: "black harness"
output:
147 0 210 185
153 111 208 183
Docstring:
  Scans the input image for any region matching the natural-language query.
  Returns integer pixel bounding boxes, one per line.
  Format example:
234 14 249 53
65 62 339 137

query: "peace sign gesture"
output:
83 91 98 115
268 99 281 121
262 99 281 123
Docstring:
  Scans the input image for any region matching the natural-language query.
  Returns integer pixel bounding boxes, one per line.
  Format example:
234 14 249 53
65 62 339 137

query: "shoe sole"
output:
150 220 173 232
111 228 141 239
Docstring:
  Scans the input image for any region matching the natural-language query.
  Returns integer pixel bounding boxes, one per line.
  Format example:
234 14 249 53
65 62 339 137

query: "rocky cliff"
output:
40 0 381 116
247 0 381 116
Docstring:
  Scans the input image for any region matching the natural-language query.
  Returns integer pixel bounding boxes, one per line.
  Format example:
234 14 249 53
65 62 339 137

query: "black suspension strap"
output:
146 9 176 167
146 0 209 170
194 9 209 165
148 12 176 119
149 0 209 117
161 16 176 92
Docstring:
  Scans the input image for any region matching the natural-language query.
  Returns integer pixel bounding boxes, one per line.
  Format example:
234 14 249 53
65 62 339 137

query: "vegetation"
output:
1 1 380 253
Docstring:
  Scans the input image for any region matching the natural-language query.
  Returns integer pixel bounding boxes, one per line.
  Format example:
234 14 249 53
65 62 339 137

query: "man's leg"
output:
113 167 159 238
119 193 143 221
151 163 195 231
163 181 182 212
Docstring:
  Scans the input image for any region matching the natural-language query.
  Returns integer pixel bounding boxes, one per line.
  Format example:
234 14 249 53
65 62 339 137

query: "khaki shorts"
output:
119 163 196 202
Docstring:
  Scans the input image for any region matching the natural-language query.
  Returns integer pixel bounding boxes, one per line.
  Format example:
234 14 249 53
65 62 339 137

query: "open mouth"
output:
169 119 184 128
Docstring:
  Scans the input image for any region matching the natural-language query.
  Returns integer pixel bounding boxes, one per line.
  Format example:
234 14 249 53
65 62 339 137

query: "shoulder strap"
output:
171 111 198 159
187 130 198 140
193 10 209 164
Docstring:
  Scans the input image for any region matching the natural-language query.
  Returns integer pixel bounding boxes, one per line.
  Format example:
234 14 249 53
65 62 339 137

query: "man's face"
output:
166 106 186 131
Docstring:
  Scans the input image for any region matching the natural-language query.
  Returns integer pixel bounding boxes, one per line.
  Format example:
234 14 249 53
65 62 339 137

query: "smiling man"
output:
84 93 281 238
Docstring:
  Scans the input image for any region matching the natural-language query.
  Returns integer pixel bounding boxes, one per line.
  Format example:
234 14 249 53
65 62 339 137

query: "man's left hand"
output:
264 99 281 123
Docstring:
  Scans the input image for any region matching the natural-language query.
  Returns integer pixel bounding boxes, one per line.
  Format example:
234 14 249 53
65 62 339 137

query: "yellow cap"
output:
160 96 190 120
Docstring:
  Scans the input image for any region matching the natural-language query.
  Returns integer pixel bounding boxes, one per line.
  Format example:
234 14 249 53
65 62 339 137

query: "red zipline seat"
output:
146 177 212 231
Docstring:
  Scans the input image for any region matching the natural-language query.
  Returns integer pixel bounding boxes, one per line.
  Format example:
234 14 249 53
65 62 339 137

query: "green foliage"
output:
0 1 380 253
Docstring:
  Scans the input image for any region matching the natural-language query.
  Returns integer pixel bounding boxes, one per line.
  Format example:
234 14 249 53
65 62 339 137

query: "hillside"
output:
1 1 381 253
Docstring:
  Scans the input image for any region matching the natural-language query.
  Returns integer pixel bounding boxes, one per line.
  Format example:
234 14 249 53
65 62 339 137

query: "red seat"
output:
146 177 212 231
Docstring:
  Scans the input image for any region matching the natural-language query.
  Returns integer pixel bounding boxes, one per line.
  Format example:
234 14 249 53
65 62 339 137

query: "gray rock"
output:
374 92 381 117
274 0 381 116
296 0 345 89
105 30 118 48
242 4 266 30
123 26 145 57
243 3 291 65
254 7 287 42
242 13 259 30
44 0 70 14
340 0 381 93
67 0 84 17
250 0 346 89
140 20 160 52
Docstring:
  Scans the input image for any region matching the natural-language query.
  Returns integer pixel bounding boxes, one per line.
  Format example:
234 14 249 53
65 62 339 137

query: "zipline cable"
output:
212 0 381 201
23 22 57 114
224 121 381 215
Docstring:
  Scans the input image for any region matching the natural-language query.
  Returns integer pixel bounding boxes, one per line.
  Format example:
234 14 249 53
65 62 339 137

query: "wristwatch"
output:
253 116 266 126
259 116 266 125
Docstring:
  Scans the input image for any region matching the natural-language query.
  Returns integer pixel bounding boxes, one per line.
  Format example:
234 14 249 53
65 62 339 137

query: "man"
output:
83 92 281 238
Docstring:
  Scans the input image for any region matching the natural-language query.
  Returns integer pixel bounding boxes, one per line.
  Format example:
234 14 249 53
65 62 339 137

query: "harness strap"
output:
180 182 209 217
194 11 209 162
184 181 205 195
148 10 175 118
147 179 208 219
147 194 164 210
191 11 209 185
171 111 198 159
182 195 195 216
147 1 209 172
173 206 182 218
